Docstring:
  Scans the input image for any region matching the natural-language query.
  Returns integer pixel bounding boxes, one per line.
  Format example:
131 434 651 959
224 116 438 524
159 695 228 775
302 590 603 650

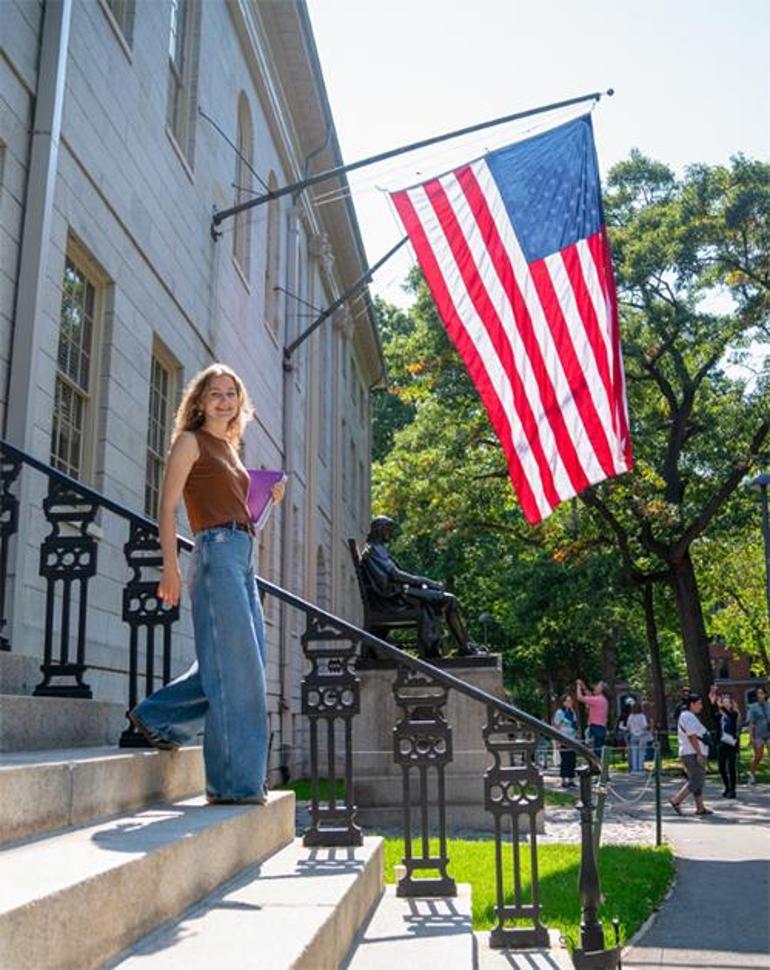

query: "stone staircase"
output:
0 656 386 970
0 653 577 969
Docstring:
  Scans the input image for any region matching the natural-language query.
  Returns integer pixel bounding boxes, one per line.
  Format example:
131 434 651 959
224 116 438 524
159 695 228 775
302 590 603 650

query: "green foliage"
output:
381 838 675 940
371 153 770 710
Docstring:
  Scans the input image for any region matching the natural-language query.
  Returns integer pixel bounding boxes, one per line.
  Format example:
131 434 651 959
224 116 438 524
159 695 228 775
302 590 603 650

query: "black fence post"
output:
34 481 98 698
300 614 362 846
392 666 456 898
0 449 21 651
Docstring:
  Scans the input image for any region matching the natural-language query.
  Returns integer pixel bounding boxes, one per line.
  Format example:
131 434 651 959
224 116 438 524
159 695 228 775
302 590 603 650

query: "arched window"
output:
233 93 253 278
264 171 280 333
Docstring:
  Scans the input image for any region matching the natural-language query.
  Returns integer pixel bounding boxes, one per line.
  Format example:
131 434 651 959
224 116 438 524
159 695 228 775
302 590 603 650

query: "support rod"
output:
283 236 409 361
213 88 613 230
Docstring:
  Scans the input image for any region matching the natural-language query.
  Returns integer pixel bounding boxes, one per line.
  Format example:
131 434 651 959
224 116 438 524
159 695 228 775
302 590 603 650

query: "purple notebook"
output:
246 469 286 530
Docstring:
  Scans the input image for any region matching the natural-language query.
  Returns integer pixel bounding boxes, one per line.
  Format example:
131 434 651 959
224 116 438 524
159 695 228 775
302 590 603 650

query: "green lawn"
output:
382 838 674 943
276 778 346 801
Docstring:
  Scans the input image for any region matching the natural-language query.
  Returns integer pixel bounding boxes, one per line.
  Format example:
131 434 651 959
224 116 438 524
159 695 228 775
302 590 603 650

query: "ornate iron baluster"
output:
34 480 99 697
120 522 180 747
484 705 549 948
301 614 362 846
392 666 456 897
0 449 22 651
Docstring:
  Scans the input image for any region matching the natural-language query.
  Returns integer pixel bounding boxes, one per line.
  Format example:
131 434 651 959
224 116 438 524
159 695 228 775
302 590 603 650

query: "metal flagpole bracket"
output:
210 88 616 239
282 236 409 363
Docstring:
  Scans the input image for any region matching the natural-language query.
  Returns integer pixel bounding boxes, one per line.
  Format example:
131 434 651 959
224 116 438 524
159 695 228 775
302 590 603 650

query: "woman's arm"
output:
157 432 199 607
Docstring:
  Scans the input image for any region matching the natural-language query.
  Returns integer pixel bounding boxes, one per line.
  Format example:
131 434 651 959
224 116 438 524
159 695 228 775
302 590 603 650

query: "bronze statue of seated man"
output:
360 516 485 660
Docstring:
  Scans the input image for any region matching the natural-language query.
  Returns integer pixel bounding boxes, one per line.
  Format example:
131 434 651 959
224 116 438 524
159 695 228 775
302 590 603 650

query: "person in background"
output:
626 700 650 774
553 693 579 788
747 685 769 785
576 679 610 758
669 693 713 817
714 693 740 798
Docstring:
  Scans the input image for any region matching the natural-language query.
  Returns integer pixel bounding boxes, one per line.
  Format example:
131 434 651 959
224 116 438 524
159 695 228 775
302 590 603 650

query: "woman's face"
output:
202 375 240 426
563 695 574 709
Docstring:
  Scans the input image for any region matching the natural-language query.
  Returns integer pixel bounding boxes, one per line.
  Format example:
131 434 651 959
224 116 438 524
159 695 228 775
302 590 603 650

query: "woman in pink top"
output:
576 679 610 757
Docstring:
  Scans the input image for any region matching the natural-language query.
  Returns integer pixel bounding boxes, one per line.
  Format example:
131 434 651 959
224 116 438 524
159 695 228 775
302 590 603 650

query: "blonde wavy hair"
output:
172 363 254 446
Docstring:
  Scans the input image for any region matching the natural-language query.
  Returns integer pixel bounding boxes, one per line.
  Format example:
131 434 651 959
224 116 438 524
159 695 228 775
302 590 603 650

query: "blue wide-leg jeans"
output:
131 527 269 801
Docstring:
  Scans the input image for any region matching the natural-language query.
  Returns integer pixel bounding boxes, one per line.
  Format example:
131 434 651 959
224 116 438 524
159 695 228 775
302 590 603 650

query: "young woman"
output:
626 701 649 774
129 364 284 805
715 694 740 798
553 693 579 788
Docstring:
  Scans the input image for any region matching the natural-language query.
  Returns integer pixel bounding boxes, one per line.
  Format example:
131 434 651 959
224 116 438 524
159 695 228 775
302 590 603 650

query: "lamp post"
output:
478 612 494 651
749 472 770 624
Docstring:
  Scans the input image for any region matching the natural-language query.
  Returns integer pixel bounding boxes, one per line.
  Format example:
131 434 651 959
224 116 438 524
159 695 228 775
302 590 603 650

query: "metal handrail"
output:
257 576 600 771
0 438 195 548
0 435 598 770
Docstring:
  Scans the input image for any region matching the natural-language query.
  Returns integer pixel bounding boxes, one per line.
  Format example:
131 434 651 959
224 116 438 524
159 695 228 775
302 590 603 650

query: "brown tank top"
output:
183 430 250 534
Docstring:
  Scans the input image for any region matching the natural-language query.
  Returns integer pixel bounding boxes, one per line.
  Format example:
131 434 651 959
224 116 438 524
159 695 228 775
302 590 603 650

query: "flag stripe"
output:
391 188 546 521
420 174 569 504
587 230 632 463
543 249 620 479
470 160 605 488
451 165 589 497
530 256 617 480
408 180 556 516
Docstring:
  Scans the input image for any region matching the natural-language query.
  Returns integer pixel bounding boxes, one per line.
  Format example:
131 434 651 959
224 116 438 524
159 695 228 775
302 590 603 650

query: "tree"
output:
582 153 770 711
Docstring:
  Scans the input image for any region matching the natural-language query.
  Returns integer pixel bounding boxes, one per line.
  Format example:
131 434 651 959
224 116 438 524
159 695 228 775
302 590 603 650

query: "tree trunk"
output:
641 584 670 754
601 624 619 695
670 549 715 726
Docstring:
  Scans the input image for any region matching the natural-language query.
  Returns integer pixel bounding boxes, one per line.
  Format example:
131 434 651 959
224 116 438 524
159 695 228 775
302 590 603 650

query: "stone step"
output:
0 694 126 751
108 837 384 970
475 929 572 968
344 883 475 969
0 745 204 844
0 653 40 696
0 791 295 970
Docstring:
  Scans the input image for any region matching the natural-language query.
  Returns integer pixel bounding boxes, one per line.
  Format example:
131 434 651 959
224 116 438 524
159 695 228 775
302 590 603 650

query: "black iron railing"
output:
0 439 191 744
0 438 613 961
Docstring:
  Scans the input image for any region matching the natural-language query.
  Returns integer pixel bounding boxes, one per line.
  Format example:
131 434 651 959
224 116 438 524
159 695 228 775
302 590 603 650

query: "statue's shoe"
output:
457 641 488 656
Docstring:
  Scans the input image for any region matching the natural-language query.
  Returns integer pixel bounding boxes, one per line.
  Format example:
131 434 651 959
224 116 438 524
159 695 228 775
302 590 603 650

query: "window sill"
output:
232 256 251 293
263 318 280 350
165 126 195 185
97 0 133 62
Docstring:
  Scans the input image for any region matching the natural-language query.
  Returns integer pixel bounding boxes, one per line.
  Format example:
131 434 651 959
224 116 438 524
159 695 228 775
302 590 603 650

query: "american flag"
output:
391 115 632 524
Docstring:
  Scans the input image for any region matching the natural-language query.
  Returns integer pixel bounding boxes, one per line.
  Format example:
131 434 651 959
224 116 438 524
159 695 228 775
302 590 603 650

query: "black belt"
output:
206 520 256 536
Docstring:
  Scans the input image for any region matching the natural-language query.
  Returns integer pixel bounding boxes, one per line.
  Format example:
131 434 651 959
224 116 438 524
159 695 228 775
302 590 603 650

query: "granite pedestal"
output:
351 655 543 834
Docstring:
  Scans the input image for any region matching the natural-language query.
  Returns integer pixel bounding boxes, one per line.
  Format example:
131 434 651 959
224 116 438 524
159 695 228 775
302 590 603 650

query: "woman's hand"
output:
271 480 286 505
157 564 182 608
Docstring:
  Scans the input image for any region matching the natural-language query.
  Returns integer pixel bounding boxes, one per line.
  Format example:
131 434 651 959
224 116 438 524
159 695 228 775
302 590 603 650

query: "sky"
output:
306 0 770 308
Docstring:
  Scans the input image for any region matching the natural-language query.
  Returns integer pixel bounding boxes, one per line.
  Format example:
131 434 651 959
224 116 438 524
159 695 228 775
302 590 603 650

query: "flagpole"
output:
211 88 614 236
283 235 409 362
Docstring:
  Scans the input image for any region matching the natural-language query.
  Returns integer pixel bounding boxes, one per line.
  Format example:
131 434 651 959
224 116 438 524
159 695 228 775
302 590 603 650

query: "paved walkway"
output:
605 770 770 969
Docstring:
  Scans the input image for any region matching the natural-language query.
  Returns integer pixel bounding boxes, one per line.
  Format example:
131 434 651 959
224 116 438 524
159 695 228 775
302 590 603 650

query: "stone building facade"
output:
0 0 381 781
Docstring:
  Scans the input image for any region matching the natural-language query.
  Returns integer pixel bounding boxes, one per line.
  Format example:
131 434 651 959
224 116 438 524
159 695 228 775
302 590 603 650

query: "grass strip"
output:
382 838 674 943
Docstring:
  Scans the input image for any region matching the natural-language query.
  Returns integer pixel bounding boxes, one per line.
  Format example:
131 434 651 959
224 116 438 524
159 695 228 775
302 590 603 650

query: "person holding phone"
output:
129 363 285 805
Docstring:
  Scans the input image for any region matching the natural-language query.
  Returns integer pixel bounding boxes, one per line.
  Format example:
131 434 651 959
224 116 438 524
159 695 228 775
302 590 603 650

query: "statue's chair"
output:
347 539 422 648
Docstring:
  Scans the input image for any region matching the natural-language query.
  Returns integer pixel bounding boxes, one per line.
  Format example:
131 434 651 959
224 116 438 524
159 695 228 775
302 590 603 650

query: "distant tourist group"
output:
551 681 769 811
